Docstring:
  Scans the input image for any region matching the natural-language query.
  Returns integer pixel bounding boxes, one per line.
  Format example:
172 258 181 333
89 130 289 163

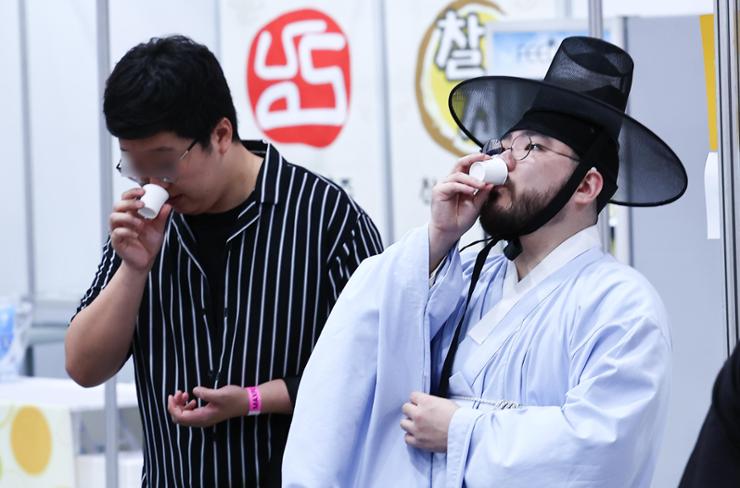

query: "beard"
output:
479 183 559 238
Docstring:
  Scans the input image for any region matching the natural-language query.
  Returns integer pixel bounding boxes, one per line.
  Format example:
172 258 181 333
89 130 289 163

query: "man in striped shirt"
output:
65 35 382 487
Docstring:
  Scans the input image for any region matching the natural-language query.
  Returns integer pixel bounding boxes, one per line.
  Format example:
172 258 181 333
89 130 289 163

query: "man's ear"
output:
212 117 233 154
574 168 604 207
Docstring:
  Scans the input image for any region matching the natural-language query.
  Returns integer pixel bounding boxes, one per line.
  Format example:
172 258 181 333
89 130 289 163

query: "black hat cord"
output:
433 238 498 397
502 161 593 260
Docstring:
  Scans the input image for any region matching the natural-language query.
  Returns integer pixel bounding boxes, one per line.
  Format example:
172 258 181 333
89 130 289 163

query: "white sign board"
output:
219 0 389 240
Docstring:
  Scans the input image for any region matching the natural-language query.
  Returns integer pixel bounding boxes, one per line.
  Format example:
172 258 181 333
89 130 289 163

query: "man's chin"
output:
168 197 191 214
479 206 530 238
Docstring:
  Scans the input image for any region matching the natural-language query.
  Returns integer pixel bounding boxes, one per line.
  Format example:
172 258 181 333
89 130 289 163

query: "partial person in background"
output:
283 37 687 487
679 342 740 487
65 35 382 487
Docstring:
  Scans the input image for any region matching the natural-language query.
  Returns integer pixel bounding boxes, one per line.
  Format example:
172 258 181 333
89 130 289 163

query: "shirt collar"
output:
242 139 283 206
170 140 285 245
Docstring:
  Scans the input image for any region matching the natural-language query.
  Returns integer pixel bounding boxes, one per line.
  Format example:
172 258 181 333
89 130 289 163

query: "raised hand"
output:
109 187 172 272
428 153 493 270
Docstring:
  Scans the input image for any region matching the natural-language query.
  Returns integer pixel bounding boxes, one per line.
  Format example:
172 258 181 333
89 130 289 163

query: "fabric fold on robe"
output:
283 226 436 487
284 224 672 488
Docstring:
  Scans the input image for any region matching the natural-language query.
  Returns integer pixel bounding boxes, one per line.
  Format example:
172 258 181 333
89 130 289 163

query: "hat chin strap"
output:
500 162 591 260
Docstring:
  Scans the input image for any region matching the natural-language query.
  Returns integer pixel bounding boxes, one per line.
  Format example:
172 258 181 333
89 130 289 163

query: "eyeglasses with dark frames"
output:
483 134 579 162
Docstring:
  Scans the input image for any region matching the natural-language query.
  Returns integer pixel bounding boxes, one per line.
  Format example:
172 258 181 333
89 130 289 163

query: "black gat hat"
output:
449 36 687 214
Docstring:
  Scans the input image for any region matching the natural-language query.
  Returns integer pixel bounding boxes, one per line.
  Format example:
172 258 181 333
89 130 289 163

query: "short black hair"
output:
103 35 239 147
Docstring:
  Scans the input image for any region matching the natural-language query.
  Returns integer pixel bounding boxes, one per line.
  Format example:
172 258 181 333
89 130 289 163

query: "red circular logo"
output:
246 9 351 148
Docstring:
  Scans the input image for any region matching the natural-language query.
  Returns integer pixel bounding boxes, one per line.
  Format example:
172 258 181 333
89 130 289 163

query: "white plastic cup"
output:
469 156 508 185
138 184 170 220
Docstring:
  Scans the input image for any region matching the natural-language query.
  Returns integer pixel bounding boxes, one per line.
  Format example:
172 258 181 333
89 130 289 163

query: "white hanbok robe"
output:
283 225 671 487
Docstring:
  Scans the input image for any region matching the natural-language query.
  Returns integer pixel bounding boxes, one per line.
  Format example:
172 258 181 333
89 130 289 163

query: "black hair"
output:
103 35 239 147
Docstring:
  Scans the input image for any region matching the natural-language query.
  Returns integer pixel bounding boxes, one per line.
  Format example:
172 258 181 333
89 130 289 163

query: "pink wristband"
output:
246 386 262 416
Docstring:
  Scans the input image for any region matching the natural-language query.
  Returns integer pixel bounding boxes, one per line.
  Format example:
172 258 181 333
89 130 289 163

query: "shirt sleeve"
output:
283 376 302 407
325 210 384 304
71 237 121 321
69 238 134 368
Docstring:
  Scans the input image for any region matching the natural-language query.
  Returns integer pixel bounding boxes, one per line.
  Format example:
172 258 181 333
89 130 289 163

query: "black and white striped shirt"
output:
76 141 383 487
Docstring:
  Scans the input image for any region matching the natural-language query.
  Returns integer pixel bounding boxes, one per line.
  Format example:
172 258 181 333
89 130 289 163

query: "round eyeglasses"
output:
482 134 579 163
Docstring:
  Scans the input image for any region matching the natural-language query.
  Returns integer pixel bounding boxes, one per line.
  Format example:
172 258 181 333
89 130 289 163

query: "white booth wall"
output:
1 0 29 298
625 16 726 487
25 1 100 301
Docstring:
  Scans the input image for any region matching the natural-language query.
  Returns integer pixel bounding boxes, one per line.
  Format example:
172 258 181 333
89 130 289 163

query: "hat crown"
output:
543 36 633 113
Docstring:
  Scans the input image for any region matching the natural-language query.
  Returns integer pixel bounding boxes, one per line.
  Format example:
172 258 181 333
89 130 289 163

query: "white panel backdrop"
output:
24 0 99 300
385 0 559 243
0 0 27 297
571 0 712 17
0 0 218 303
219 0 390 241
1 0 716 301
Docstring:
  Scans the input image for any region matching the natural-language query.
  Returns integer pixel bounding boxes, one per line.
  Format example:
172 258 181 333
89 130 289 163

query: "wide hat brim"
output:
449 76 688 207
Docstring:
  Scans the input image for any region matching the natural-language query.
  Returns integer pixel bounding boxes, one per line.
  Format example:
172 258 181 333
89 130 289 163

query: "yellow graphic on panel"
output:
416 0 504 156
11 407 51 475
0 404 74 487
700 14 717 151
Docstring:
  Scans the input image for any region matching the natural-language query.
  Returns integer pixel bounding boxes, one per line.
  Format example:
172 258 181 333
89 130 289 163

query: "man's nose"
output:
500 149 516 172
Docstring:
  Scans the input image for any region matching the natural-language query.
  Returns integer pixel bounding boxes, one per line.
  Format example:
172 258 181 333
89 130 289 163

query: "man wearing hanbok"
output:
283 36 688 487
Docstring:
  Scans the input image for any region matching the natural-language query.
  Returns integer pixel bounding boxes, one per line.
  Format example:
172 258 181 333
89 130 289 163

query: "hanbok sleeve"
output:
446 310 671 488
284 225 434 487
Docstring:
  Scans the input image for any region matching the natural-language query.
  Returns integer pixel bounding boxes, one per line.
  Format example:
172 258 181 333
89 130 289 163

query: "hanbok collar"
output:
467 225 601 346
504 224 602 296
